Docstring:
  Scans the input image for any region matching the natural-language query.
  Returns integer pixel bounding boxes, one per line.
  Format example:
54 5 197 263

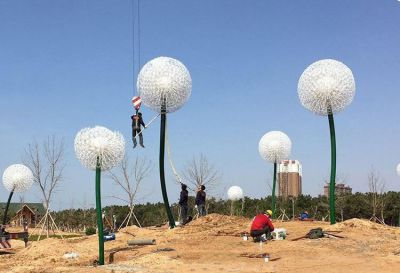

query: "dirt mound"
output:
2 216 400 273
117 224 140 234
188 213 249 227
330 218 397 232
177 213 250 236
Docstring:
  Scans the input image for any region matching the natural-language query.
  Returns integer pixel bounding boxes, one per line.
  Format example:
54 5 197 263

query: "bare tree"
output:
183 154 221 192
108 156 152 229
23 135 65 238
368 168 385 224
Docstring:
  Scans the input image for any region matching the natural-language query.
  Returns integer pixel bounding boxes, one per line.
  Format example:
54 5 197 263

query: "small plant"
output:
85 227 96 236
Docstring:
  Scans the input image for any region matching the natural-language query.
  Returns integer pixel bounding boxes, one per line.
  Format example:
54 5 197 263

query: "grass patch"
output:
25 234 83 241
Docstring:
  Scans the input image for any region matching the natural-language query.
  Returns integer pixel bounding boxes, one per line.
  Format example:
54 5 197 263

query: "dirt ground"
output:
1 214 400 273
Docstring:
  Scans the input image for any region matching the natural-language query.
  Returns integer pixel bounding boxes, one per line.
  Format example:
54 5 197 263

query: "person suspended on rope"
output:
195 185 207 217
131 109 146 148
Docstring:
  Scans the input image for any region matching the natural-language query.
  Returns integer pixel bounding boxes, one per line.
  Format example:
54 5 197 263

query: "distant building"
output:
323 183 352 197
277 160 302 200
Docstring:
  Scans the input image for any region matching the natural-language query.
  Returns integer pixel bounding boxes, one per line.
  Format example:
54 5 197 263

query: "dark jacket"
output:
179 189 188 206
195 190 206 206
131 114 145 129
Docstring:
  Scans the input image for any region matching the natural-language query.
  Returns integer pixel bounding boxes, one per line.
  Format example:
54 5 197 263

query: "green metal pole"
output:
328 113 337 225
2 190 14 225
159 105 175 228
271 162 277 218
398 211 400 227
95 157 104 265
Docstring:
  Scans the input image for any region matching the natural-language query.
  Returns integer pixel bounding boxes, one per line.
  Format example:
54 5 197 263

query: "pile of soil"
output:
176 213 250 236
331 218 400 232
1 215 400 273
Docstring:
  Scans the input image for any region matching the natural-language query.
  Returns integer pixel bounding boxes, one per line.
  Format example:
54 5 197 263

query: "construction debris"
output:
127 239 156 246
63 252 79 259
291 227 346 241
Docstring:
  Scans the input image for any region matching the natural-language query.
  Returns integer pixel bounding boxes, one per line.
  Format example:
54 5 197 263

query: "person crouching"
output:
250 210 274 242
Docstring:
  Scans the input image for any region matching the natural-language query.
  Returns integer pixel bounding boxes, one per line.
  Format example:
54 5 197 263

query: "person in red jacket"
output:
250 210 274 242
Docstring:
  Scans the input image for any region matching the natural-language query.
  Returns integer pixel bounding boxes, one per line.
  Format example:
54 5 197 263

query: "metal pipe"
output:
127 239 156 245
95 157 105 265
159 103 175 228
2 190 14 225
328 113 337 224
271 162 277 218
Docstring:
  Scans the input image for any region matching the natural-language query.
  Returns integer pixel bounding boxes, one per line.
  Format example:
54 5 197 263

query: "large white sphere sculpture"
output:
298 59 355 115
227 186 244 201
397 163 400 176
74 126 125 171
259 131 292 163
137 56 192 113
2 164 34 193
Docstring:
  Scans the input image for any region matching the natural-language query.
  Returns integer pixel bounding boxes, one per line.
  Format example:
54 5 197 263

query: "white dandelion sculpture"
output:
74 126 125 265
397 163 400 176
298 59 355 224
228 186 244 201
2 164 34 225
227 186 244 216
137 56 192 228
258 131 291 217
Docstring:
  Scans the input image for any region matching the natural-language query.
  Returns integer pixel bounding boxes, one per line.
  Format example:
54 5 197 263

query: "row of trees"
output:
45 192 400 232
2 135 221 235
4 135 399 233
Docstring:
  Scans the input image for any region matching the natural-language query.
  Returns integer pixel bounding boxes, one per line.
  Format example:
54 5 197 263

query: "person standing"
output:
250 210 274 242
195 185 207 217
131 110 146 148
179 184 189 225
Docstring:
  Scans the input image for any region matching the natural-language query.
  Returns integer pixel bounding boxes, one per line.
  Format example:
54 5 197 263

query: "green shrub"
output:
85 227 96 236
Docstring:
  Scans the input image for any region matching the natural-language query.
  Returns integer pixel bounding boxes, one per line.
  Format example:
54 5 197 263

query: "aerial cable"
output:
137 0 141 72
132 0 141 95
132 0 136 95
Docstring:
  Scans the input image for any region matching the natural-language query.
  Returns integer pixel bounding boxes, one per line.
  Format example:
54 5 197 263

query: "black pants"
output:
132 128 144 146
197 204 206 217
180 205 188 225
250 226 271 240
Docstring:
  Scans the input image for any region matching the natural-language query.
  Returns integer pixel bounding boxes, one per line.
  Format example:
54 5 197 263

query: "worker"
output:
250 210 274 242
195 185 207 217
179 184 189 225
300 211 310 221
131 110 146 148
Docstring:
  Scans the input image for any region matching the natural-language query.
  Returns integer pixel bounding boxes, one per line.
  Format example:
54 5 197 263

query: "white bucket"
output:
271 228 286 240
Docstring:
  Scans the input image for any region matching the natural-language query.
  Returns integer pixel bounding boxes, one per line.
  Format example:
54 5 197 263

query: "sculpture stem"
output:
328 113 337 225
159 109 175 228
2 190 14 225
272 162 277 218
95 157 105 265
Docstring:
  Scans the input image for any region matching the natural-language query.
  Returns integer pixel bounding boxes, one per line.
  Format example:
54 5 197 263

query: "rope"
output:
165 121 196 192
133 113 160 140
165 120 183 184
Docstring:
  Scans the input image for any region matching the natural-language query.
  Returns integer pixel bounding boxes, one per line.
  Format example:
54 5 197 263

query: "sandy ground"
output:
1 214 400 273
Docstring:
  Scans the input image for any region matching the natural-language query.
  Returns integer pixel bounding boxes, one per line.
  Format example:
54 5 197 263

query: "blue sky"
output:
1 0 399 210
